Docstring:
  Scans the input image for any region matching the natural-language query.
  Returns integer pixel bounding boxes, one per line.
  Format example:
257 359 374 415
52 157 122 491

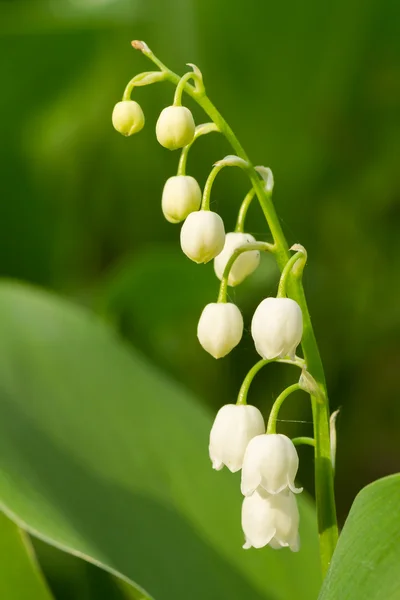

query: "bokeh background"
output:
1 0 399 597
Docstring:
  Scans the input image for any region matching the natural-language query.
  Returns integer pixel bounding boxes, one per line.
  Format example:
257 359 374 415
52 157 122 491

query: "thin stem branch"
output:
235 188 256 232
267 383 303 434
201 164 224 210
217 242 275 303
177 123 220 176
292 436 316 448
277 250 306 298
236 357 305 405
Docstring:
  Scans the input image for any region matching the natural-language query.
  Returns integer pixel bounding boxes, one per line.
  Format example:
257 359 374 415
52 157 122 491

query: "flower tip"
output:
131 40 150 53
242 540 252 550
227 463 242 474
212 462 224 471
290 243 306 254
290 535 301 552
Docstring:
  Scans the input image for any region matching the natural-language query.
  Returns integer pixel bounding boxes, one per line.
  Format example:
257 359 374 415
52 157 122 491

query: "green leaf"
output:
0 511 53 599
319 474 400 600
32 538 142 600
0 282 320 600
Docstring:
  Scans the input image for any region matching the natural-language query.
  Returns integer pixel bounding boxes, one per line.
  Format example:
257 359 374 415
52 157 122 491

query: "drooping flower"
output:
197 302 243 358
209 404 265 472
180 211 225 264
251 297 303 359
161 176 202 223
214 232 260 286
242 488 300 551
112 100 145 136
156 106 195 150
241 433 302 496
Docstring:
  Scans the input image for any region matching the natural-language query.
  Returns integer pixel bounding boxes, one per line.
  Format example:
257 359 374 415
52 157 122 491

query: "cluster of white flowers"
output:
210 406 302 550
113 86 306 552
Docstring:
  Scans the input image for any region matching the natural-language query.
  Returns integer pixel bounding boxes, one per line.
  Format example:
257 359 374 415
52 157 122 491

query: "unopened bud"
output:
156 106 195 150
180 210 225 264
251 297 303 360
197 302 243 358
112 100 145 136
162 176 202 223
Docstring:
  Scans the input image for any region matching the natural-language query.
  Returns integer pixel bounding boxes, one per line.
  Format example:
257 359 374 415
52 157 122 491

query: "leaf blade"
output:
319 474 400 599
0 282 320 600
0 511 54 600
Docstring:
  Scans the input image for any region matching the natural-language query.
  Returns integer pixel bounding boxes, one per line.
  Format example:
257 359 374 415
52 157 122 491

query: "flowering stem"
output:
266 383 303 434
132 40 339 576
292 436 316 448
236 357 305 405
217 242 275 303
235 188 256 233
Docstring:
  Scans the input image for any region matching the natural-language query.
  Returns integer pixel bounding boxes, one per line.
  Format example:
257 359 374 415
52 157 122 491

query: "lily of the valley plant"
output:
113 40 338 576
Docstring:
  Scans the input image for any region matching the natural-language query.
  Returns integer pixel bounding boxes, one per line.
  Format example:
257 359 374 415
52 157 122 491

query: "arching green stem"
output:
267 383 304 434
201 164 225 210
237 357 305 405
131 40 338 575
292 436 316 448
177 123 219 176
217 242 275 303
277 248 307 298
174 72 197 106
235 188 256 232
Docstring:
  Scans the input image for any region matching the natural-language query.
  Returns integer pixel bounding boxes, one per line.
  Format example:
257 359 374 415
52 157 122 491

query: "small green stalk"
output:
266 383 303 434
292 436 316 448
235 188 256 233
236 357 305 405
217 242 275 303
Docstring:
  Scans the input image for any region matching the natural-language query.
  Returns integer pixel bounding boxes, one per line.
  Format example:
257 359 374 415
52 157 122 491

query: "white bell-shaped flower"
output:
251 297 303 360
241 433 302 496
112 100 145 136
180 210 225 264
242 488 300 551
209 404 265 472
214 232 260 286
161 176 202 223
156 106 195 150
197 302 243 358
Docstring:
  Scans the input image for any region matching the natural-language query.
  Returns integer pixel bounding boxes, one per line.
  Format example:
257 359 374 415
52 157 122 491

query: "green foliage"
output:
319 474 400 600
0 0 399 595
0 282 320 600
0 512 53 599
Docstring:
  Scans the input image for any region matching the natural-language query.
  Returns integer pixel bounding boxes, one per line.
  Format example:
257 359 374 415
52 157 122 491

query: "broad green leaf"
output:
0 282 320 600
319 474 400 599
0 511 53 599
33 537 144 600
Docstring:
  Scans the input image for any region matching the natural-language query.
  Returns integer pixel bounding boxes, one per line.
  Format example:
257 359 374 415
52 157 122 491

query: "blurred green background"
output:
0 0 399 597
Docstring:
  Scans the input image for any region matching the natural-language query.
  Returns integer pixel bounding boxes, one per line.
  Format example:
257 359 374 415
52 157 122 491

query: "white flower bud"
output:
156 106 195 150
209 404 265 472
214 232 260 286
180 211 225 264
161 176 202 223
241 433 302 496
242 489 300 551
251 297 303 360
112 100 145 136
197 302 243 359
